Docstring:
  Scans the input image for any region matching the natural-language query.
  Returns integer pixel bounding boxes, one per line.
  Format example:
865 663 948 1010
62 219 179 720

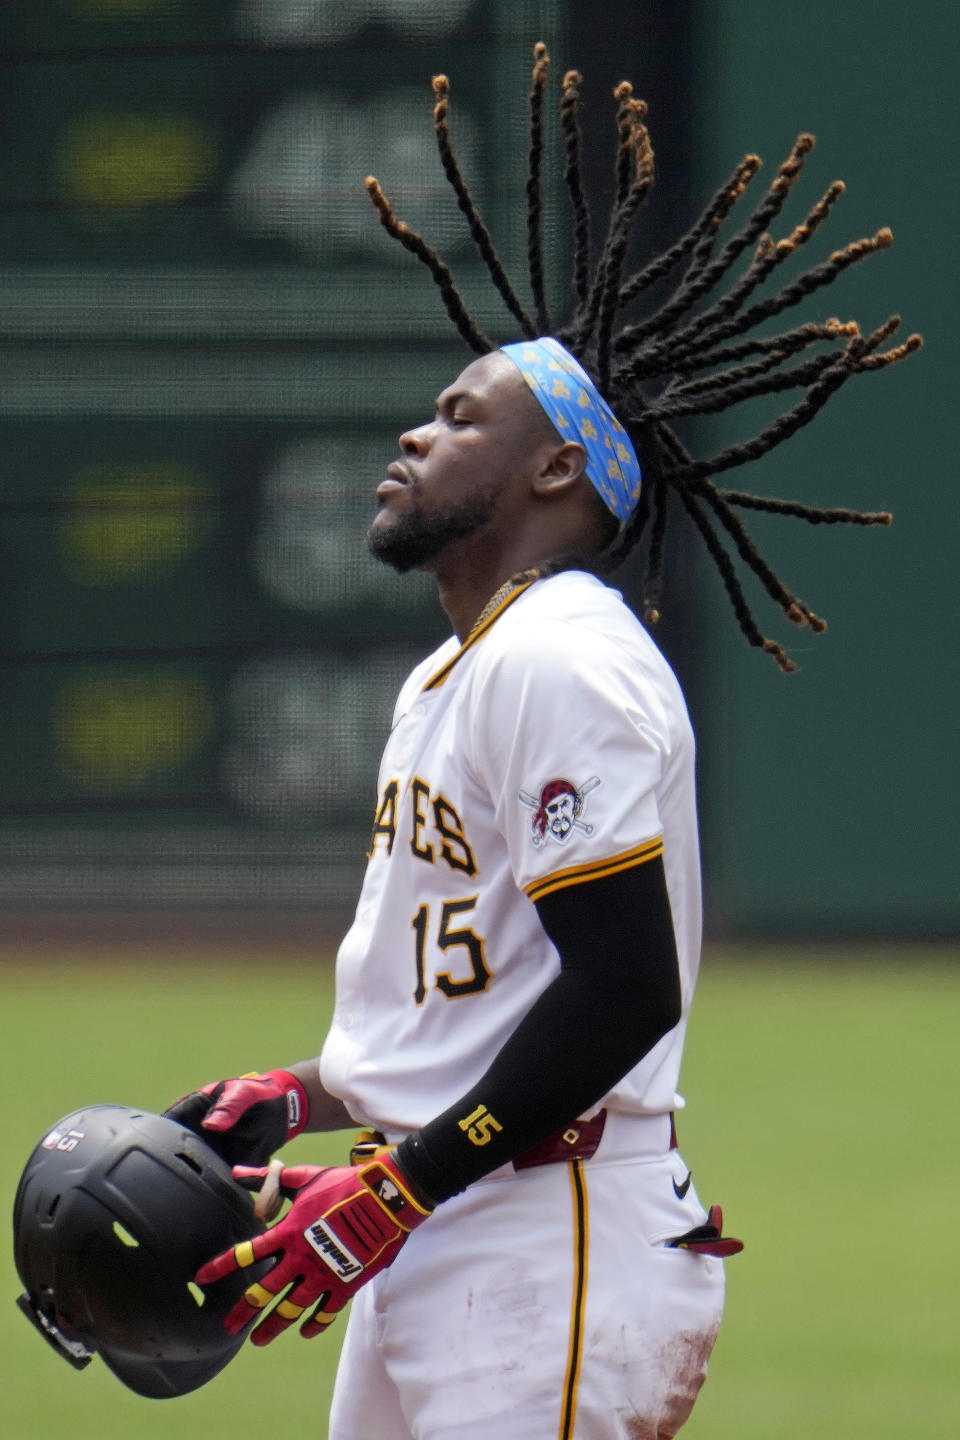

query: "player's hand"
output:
194 1154 433 1345
162 1070 309 1167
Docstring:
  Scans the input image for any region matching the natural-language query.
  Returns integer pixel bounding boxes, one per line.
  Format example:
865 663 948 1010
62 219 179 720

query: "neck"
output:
426 513 598 641
433 563 527 642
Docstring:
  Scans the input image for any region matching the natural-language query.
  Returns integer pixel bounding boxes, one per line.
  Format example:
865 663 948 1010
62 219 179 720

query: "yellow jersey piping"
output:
525 835 664 904
421 580 537 692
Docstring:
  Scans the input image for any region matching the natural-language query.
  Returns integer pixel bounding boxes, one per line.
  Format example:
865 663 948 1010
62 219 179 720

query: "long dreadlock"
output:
364 43 921 671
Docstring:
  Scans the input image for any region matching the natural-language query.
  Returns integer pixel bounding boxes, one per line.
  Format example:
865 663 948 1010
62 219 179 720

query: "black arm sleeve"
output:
396 853 682 1204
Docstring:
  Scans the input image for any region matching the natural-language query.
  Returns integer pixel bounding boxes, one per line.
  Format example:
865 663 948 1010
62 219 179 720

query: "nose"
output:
398 421 431 457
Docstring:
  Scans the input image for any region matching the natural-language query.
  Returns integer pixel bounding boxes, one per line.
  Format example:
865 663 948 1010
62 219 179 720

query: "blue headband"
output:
500 337 642 525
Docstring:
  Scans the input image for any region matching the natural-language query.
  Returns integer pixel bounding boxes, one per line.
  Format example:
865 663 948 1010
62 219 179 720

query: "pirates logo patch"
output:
519 776 601 846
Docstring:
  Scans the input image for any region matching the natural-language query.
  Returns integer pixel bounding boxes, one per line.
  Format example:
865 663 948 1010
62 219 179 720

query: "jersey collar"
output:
421 571 540 693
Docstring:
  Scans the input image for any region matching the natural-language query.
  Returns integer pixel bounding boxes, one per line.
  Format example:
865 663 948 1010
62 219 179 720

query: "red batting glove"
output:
163 1070 309 1167
194 1154 432 1345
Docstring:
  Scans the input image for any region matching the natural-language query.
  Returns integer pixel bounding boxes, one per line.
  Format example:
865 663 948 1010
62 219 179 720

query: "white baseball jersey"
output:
320 569 702 1138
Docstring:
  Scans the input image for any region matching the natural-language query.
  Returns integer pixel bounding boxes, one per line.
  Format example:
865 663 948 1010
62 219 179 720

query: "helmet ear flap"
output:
13 1105 270 1398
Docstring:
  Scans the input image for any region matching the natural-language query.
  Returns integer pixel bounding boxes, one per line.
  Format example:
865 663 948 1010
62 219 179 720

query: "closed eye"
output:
434 407 474 428
434 389 483 428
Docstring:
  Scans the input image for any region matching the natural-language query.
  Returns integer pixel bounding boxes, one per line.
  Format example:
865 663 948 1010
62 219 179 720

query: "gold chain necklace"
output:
465 568 541 643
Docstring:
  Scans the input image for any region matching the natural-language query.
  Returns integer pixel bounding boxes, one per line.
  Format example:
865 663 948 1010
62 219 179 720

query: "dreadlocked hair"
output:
365 43 921 670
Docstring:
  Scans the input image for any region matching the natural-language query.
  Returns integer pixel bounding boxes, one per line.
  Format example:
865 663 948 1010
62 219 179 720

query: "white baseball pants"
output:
328 1115 726 1440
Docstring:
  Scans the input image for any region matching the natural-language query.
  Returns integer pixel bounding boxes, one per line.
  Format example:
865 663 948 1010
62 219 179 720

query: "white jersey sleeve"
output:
466 598 673 905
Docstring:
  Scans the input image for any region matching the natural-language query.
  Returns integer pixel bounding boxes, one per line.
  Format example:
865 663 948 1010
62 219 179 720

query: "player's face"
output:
368 351 557 572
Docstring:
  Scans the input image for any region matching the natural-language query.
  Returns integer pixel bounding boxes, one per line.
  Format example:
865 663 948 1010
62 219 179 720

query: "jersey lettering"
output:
411 897 491 1004
435 897 491 997
432 794 477 876
411 903 430 1006
409 778 435 863
368 779 399 857
370 777 476 876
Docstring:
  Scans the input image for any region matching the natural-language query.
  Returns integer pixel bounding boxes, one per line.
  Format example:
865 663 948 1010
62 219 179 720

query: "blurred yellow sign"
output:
58 462 213 585
53 672 213 788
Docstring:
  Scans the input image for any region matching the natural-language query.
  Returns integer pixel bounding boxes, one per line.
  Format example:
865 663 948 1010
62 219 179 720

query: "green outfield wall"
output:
0 1 954 935
693 0 957 933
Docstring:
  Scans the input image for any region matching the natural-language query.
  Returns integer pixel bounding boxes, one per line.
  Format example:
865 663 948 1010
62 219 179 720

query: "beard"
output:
367 483 505 572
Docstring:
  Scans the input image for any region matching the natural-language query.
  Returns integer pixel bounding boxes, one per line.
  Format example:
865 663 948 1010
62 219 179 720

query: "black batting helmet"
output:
13 1104 270 1398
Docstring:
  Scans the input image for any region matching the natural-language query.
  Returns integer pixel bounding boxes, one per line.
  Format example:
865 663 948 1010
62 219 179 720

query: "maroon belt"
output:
512 1110 608 1170
513 1110 677 1171
352 1112 677 1173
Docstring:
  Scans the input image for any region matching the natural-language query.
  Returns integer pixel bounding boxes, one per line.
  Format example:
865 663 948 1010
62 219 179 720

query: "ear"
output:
531 441 589 498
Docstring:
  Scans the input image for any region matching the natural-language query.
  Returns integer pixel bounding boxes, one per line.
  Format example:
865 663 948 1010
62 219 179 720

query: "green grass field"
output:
3 943 957 1439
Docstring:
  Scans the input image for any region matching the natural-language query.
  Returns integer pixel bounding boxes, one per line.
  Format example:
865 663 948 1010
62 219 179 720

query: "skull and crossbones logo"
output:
520 776 601 846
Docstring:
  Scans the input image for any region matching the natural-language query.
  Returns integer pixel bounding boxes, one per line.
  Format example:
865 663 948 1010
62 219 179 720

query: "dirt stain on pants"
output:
622 1323 720 1439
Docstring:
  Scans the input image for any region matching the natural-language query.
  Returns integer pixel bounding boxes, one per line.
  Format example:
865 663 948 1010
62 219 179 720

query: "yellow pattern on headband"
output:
500 337 641 524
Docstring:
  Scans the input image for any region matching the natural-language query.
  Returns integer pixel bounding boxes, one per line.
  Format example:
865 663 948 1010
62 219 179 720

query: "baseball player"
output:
168 46 917 1440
